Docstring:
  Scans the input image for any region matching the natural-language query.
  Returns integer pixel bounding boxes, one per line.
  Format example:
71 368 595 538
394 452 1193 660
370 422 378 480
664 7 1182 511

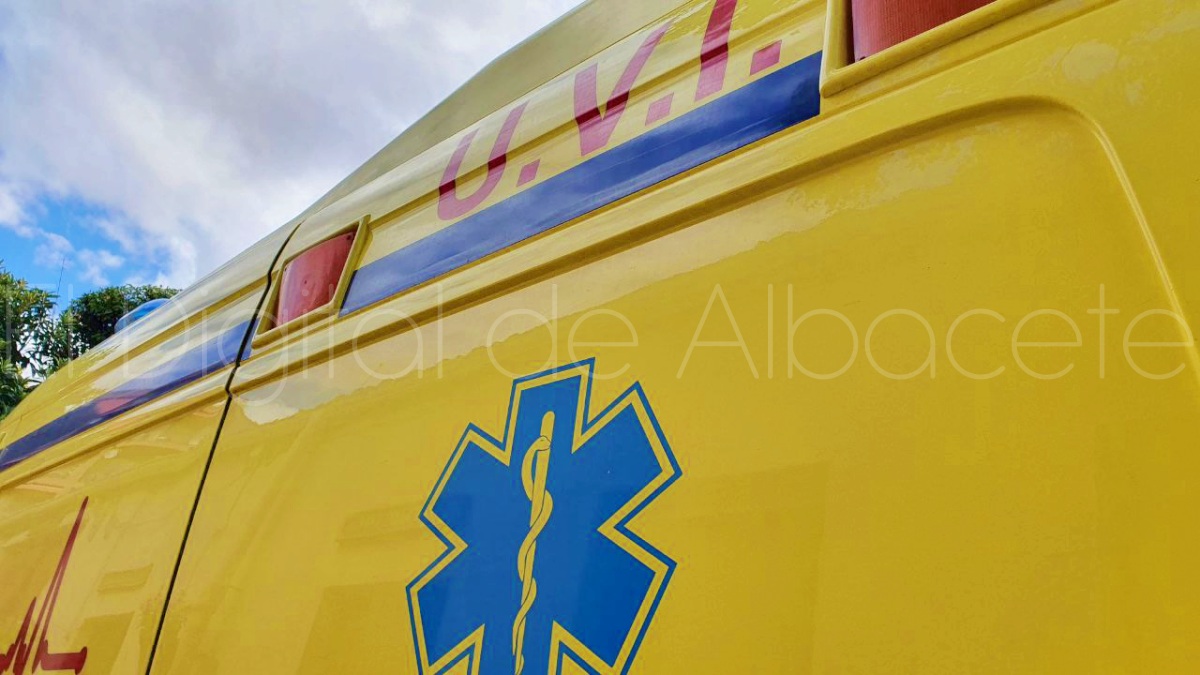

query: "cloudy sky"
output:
0 0 580 302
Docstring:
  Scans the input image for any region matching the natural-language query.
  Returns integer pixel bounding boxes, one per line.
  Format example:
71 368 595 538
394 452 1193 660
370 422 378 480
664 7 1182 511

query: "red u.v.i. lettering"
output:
696 0 738 101
437 103 529 221
0 499 90 675
573 23 671 157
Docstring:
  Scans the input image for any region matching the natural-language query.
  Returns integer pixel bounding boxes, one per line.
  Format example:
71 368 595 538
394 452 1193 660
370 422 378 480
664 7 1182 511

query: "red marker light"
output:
275 231 356 326
852 0 995 60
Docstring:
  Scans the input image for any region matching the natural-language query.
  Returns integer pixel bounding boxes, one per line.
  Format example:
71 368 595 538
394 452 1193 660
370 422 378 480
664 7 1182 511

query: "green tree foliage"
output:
1 360 27 419
1 261 59 380
59 284 178 355
1 261 178 421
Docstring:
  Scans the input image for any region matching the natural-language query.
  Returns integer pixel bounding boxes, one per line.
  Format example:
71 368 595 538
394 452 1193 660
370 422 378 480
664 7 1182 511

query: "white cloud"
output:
75 249 124 286
89 215 139 256
122 271 174 288
32 229 73 269
0 180 31 235
0 0 581 287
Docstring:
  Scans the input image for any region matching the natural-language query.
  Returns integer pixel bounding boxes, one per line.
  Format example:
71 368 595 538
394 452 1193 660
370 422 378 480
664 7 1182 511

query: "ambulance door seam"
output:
142 218 303 675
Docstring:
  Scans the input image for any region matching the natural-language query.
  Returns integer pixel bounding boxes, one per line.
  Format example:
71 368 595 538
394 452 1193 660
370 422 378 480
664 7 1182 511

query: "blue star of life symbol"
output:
408 360 681 675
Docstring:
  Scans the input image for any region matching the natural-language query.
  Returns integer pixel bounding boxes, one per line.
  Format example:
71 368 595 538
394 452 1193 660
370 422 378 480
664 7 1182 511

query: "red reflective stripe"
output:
851 0 994 60
276 232 355 325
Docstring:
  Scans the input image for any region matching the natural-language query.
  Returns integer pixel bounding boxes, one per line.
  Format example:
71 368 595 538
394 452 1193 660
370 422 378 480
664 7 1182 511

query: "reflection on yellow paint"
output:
4 0 1200 673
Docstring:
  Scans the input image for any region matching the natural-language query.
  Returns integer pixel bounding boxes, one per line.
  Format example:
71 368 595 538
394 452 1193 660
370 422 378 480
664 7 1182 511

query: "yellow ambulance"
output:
2 0 1198 672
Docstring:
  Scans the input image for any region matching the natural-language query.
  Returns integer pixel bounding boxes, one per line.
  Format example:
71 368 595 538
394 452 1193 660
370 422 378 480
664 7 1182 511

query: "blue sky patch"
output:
0 192 172 306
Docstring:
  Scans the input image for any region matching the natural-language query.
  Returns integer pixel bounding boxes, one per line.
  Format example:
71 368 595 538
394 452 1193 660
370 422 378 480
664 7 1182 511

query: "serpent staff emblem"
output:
513 412 555 675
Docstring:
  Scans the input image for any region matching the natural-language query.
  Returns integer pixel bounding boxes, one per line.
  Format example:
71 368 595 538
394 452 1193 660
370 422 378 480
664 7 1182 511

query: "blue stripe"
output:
0 52 823 471
0 321 252 470
341 51 823 315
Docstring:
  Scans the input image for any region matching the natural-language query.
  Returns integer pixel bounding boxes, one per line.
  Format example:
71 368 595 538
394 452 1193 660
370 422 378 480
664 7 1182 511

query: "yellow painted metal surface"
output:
7 0 1200 672
0 170 289 671
0 398 229 673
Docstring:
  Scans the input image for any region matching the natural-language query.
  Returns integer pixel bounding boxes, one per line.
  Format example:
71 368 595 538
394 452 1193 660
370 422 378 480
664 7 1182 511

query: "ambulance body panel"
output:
0 219 296 671
3 0 1199 672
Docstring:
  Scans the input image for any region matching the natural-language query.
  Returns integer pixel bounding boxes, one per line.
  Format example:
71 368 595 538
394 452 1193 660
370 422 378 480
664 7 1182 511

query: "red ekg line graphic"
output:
0 499 90 675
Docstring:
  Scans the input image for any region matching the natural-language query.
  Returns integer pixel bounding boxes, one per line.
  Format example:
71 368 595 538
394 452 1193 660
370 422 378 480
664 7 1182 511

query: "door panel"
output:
150 0 1200 672
0 397 228 674
0 222 292 673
